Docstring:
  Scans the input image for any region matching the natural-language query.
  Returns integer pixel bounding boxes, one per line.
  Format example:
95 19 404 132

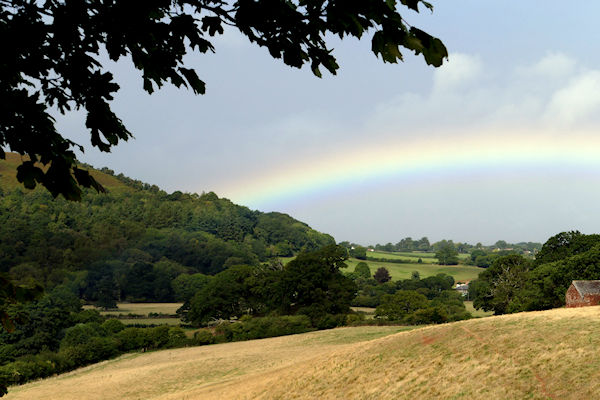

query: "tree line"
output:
341 238 541 255
0 171 334 308
470 231 600 314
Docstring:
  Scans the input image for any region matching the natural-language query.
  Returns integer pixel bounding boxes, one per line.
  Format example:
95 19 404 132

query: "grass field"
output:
83 303 183 326
8 307 600 399
84 303 183 315
0 152 133 192
369 250 470 262
282 256 483 282
345 258 483 282
368 250 429 261
116 318 183 326
464 301 494 318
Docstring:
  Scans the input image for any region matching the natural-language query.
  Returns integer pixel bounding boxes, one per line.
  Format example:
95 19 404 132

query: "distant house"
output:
565 280 600 308
454 283 469 297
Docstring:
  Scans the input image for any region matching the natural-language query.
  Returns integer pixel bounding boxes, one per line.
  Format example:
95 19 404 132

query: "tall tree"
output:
1 0 447 199
435 240 459 265
373 267 391 284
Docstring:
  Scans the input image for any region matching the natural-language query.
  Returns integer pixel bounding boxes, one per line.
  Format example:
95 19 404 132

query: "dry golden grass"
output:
0 152 133 192
7 308 600 400
84 303 183 316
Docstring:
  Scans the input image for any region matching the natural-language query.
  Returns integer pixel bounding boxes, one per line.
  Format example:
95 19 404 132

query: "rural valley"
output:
3 1 600 398
2 155 600 398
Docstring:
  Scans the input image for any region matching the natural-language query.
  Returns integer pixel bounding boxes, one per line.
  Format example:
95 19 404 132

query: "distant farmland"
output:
281 255 484 282
83 303 183 326
345 258 483 282
7 307 600 399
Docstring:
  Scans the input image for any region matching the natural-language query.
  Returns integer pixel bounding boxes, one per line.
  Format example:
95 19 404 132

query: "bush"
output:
61 323 106 348
71 309 103 324
147 326 171 349
351 295 380 307
166 327 188 348
115 328 150 351
193 329 215 345
228 315 313 341
60 337 120 366
405 306 448 325
345 313 364 325
102 319 125 334
354 262 371 279
310 314 347 330
373 267 391 284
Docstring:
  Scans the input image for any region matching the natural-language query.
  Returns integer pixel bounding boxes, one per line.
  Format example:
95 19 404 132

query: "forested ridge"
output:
0 153 334 304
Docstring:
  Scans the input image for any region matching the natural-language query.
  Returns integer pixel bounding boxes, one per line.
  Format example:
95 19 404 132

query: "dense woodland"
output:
0 157 334 307
469 231 600 314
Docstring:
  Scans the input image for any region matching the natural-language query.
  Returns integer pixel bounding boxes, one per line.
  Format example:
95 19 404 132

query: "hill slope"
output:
6 307 600 399
0 153 335 302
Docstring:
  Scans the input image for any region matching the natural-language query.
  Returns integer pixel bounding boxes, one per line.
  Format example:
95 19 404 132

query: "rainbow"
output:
217 129 600 210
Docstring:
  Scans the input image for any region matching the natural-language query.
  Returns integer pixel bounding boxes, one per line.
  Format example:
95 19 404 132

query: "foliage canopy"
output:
1 0 447 199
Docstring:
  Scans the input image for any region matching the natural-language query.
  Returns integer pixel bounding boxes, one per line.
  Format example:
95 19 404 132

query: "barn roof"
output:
572 280 600 296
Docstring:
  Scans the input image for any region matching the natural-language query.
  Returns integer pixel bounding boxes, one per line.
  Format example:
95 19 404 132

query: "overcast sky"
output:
57 1 600 246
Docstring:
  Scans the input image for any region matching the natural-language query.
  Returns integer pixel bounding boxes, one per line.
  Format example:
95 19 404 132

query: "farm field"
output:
464 301 494 318
345 258 483 282
369 250 470 262
84 303 183 316
7 307 600 399
116 318 182 326
282 256 483 282
83 303 184 326
4 326 410 400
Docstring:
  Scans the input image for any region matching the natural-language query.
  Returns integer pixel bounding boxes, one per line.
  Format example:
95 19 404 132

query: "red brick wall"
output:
566 285 583 308
566 284 600 307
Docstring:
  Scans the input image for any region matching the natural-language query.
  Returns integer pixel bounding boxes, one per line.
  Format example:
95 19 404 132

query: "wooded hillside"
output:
0 153 334 303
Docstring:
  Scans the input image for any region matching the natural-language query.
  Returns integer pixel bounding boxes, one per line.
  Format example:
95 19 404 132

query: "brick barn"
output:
565 280 600 308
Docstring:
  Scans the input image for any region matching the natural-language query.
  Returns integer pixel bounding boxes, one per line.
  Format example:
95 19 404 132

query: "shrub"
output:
102 319 125 334
60 337 119 366
166 327 188 348
345 313 364 325
354 262 371 279
373 267 391 284
61 323 106 348
405 306 448 325
228 315 313 341
193 329 215 345
310 314 347 330
71 309 103 324
375 291 428 321
147 326 170 349
115 328 150 351
351 295 380 307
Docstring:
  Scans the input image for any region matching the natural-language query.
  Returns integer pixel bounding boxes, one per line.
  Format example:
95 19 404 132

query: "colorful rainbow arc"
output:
217 131 600 210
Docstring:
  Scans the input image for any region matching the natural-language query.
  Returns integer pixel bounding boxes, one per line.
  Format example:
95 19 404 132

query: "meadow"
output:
281 255 483 282
85 303 183 316
83 303 183 326
368 250 470 262
463 301 494 318
345 258 483 282
7 307 600 399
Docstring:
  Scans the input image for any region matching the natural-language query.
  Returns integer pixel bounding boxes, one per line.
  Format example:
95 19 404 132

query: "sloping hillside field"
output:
7 308 600 399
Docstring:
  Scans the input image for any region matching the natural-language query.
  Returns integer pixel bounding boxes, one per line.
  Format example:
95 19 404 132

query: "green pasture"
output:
464 301 494 318
368 250 470 262
84 303 184 326
116 318 182 326
369 250 435 260
345 258 483 282
280 255 482 282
